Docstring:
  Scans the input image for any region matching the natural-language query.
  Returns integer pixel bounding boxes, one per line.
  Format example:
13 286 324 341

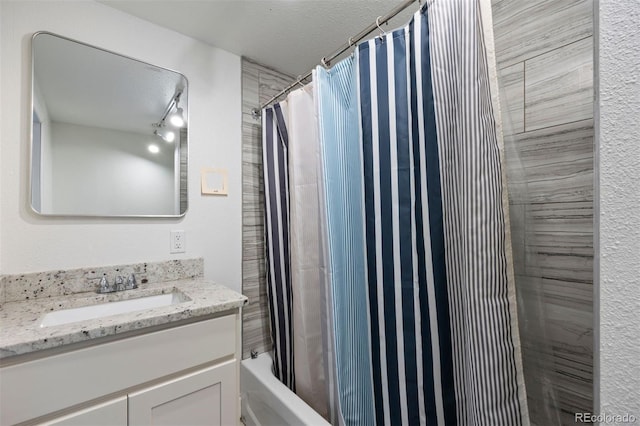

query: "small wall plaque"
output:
201 168 228 195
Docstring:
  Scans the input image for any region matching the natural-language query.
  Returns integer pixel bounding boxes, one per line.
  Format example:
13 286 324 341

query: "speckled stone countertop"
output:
0 278 247 359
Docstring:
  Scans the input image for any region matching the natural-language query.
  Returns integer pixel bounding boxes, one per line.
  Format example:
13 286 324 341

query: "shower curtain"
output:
261 0 528 425
315 58 376 426
262 103 294 390
356 1 527 424
286 85 329 419
262 87 334 421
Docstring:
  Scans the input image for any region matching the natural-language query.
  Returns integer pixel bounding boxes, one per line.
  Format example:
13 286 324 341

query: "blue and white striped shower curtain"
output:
261 0 528 424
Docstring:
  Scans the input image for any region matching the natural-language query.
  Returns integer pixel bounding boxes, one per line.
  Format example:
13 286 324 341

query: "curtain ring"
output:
296 76 304 88
376 16 387 38
348 36 356 47
321 57 329 68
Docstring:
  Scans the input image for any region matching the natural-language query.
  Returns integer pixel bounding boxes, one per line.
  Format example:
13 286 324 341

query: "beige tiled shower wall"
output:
241 58 293 360
492 0 594 424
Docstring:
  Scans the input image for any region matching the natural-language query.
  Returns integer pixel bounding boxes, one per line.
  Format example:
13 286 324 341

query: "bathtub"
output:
241 352 330 426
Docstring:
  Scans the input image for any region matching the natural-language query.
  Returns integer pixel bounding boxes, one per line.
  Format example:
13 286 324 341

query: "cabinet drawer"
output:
1 315 236 425
37 396 127 426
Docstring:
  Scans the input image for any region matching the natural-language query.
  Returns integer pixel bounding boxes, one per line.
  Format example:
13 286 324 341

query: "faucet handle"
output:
97 276 112 293
126 273 138 290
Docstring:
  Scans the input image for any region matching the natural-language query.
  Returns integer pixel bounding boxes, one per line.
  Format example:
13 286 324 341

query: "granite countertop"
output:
0 278 247 360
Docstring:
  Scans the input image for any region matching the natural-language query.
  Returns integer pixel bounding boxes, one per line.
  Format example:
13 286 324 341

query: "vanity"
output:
0 259 247 425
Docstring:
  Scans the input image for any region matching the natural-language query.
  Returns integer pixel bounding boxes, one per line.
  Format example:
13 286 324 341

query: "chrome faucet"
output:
114 276 125 292
95 273 137 294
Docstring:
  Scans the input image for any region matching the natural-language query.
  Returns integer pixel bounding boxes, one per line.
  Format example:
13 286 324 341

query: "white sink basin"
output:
40 291 190 328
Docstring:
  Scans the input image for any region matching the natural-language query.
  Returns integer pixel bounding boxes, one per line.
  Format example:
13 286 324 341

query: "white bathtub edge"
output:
241 353 330 426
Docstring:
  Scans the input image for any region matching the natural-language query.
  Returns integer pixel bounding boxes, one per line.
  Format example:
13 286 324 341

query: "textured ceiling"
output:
99 0 419 77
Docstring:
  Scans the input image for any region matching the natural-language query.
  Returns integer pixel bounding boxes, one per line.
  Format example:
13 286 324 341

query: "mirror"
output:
30 32 188 217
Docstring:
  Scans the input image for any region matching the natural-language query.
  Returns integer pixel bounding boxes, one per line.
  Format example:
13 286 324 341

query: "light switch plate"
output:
201 168 228 195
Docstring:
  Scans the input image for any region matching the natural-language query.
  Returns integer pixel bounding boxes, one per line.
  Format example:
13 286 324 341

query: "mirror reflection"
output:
31 32 188 217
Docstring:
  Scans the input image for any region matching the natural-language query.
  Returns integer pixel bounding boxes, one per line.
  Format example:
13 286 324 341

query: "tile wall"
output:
492 0 594 423
241 58 292 360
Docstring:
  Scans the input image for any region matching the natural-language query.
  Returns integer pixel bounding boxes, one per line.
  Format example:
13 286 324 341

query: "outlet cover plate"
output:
170 230 185 253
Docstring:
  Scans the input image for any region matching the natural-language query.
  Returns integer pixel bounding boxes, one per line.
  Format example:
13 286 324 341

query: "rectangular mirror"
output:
30 32 188 217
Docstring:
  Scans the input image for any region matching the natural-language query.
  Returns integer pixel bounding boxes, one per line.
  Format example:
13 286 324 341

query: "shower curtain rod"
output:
256 0 420 112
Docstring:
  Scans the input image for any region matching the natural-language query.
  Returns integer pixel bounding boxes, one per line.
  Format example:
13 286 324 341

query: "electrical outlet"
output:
170 230 186 253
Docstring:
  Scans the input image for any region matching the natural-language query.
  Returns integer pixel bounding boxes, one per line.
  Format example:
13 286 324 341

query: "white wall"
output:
0 1 242 292
596 0 640 418
50 122 175 216
0 1 3 274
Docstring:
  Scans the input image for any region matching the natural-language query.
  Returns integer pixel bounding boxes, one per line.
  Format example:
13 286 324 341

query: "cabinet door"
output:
39 396 127 426
128 360 237 426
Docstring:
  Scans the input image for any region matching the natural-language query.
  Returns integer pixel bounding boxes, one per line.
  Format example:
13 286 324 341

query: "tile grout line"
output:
498 33 594 70
523 59 527 131
520 117 594 134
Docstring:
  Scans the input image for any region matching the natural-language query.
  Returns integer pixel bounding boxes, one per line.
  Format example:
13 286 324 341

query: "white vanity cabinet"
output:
0 312 242 426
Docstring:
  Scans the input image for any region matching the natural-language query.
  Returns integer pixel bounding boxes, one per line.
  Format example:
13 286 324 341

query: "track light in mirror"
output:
169 107 185 127
155 128 175 143
148 144 160 154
